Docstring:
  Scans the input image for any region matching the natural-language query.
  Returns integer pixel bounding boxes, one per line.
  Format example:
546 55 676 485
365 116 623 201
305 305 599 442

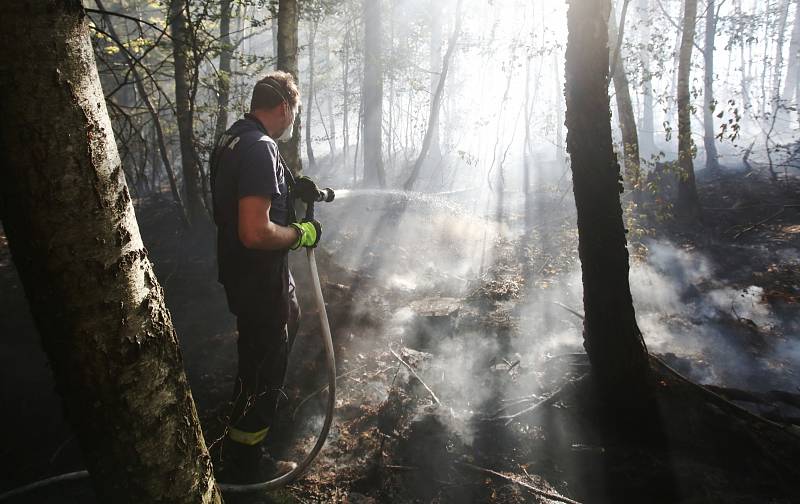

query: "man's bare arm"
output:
238 195 299 250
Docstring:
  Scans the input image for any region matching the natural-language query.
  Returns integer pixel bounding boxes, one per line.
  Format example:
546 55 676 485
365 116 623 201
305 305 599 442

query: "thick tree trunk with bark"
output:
0 2 221 502
213 0 233 145
169 0 207 225
676 0 700 217
564 0 650 397
362 0 386 187
277 0 302 176
703 0 720 172
609 0 641 187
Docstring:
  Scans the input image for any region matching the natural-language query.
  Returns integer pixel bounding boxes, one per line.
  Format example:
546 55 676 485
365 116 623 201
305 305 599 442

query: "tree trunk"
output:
387 1 396 173
554 51 565 163
362 0 386 187
277 0 302 176
773 0 792 114
0 2 221 502
306 21 318 172
783 1 800 116
667 0 685 129
703 0 719 172
342 20 352 168
638 0 655 158
404 0 463 191
213 0 233 145
736 0 751 113
270 10 279 58
564 0 650 397
361 0 386 187
609 0 641 187
169 0 207 226
676 0 700 217
524 53 532 194
324 34 337 158
429 0 443 162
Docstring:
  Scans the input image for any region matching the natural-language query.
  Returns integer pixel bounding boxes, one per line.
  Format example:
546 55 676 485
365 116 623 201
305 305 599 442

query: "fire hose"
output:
0 191 338 501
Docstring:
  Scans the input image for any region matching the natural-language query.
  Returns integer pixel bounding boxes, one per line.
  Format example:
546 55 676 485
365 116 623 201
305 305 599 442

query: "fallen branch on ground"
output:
733 205 800 239
492 379 583 426
291 364 368 420
390 347 441 405
457 462 582 504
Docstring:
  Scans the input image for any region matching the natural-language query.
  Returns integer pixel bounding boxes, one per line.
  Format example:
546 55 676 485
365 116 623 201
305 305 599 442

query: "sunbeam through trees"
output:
1 0 799 502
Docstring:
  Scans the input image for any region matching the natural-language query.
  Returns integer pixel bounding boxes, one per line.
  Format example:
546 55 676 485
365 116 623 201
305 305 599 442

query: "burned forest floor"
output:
1 164 799 503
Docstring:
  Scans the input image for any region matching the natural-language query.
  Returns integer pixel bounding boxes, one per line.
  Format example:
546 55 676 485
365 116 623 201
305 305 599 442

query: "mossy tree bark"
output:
0 2 221 502
564 0 651 398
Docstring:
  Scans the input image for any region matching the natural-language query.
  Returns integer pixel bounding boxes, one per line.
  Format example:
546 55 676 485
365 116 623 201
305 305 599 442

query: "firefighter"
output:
210 70 322 483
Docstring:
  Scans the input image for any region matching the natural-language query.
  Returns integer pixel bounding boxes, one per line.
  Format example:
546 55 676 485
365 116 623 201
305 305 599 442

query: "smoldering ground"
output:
281 167 800 488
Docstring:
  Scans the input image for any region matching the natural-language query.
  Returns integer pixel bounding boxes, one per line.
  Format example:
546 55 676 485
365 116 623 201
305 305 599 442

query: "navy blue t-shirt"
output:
212 114 294 316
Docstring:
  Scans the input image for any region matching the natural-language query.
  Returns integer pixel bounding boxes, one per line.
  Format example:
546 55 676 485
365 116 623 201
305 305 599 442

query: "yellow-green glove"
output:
290 220 322 249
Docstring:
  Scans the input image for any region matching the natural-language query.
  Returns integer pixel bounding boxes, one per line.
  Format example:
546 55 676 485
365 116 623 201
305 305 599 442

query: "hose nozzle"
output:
317 188 335 203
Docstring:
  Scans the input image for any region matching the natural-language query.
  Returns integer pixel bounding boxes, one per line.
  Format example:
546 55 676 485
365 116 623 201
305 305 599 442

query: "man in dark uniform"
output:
211 71 322 483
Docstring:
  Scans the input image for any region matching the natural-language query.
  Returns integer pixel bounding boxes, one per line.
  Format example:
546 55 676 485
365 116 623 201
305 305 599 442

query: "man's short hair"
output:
250 71 300 113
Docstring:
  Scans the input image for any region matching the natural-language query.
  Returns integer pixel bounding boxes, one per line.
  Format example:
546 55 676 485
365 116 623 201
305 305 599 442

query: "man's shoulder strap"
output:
210 132 242 193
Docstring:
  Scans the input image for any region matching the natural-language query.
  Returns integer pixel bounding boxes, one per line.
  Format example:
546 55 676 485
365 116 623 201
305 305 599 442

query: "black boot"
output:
217 440 297 484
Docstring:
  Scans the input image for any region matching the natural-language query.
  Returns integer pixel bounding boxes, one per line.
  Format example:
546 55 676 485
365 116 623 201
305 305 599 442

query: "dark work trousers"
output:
228 274 300 443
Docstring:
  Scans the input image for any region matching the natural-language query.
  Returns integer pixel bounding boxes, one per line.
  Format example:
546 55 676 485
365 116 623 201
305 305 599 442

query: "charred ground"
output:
1 166 799 503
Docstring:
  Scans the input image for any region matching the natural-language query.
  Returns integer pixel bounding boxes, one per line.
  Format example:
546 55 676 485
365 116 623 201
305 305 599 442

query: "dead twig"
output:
733 205 800 239
49 435 75 465
291 364 368 420
491 394 542 417
457 462 582 504
553 302 585 320
390 347 441 405
384 464 418 471
493 383 569 426
366 365 399 380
